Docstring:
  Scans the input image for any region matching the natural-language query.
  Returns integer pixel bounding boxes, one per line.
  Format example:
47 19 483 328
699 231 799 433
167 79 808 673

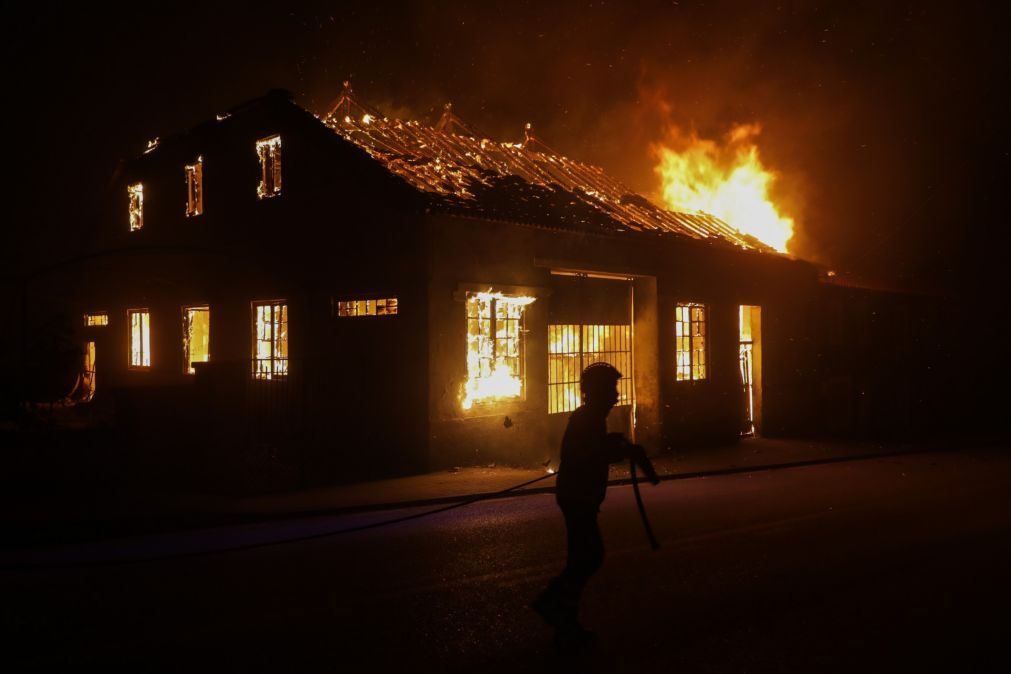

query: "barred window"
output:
548 324 632 414
128 183 144 231
128 309 151 368
462 292 534 410
84 313 108 327
675 302 707 381
256 135 282 199
185 158 203 216
252 301 288 379
336 297 398 317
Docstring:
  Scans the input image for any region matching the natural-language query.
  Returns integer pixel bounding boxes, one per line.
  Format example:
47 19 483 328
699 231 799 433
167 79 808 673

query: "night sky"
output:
7 2 1009 295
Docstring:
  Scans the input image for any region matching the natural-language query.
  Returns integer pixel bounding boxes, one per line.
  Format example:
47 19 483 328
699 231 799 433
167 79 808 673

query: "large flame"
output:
654 123 794 253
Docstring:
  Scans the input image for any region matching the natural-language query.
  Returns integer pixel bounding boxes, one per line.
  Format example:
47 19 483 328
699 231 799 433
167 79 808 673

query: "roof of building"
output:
321 83 776 253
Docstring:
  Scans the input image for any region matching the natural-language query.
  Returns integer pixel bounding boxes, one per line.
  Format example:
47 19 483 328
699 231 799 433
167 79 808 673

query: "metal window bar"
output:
336 298 399 317
253 302 288 379
128 309 150 368
548 324 632 414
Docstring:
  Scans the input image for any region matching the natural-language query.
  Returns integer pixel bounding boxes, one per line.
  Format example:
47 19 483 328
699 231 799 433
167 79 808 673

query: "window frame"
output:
127 308 151 370
548 323 633 414
462 292 531 410
255 135 282 199
251 300 288 380
184 157 204 217
334 296 399 318
675 301 708 382
182 305 211 375
128 182 144 231
83 312 109 327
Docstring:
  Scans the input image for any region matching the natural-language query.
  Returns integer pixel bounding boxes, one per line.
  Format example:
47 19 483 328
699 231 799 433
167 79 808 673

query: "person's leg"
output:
555 505 603 628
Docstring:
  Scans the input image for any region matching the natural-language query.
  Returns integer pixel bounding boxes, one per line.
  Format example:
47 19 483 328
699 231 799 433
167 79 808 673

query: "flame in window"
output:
461 291 535 410
128 183 144 231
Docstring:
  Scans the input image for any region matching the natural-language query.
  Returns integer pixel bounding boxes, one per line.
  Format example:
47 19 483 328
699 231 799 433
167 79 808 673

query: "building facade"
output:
48 89 935 487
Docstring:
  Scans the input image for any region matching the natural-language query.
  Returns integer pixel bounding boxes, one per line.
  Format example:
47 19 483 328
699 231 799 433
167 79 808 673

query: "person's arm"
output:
603 433 661 484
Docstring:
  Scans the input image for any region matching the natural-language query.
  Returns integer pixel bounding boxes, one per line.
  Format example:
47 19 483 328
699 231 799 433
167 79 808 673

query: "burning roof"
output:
322 83 776 253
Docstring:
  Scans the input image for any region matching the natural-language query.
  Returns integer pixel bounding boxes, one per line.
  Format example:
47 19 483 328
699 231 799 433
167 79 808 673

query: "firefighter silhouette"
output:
532 362 660 648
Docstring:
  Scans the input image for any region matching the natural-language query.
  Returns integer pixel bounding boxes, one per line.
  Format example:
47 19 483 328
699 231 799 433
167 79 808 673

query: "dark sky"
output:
7 1 1009 293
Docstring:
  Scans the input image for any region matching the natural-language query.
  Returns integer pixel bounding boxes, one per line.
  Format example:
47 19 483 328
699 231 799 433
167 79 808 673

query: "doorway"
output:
739 305 762 436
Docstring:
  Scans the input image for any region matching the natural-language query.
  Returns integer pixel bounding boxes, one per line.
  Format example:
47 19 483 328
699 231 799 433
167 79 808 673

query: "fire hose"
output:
630 459 661 551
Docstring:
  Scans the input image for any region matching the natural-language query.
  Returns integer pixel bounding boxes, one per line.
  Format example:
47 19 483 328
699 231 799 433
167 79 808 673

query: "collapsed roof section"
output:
322 82 775 253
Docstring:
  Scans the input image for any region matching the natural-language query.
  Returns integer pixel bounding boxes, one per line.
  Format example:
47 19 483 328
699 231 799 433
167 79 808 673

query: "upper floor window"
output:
461 291 534 410
128 309 151 369
84 312 109 327
128 183 144 231
336 297 398 317
256 135 282 199
675 302 707 381
252 301 288 379
185 158 204 216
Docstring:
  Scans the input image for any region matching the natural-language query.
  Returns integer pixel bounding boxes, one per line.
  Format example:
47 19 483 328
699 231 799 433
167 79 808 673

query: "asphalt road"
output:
6 447 1011 672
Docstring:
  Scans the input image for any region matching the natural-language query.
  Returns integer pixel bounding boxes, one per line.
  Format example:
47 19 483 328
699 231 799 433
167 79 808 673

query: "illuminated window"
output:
336 297 398 317
128 309 151 368
252 301 288 379
675 302 707 381
84 313 109 327
82 340 96 401
128 183 144 231
462 292 534 410
256 135 282 199
548 324 632 414
185 158 203 216
182 306 210 374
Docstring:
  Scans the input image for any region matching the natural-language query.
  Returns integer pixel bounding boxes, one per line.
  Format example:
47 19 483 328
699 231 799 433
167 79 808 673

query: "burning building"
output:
49 87 934 486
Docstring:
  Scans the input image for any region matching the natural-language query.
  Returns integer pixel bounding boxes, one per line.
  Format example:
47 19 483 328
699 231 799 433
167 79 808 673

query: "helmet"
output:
580 362 622 400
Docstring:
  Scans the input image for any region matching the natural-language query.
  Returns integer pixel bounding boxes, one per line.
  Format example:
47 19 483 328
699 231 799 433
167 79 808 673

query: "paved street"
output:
6 447 1011 672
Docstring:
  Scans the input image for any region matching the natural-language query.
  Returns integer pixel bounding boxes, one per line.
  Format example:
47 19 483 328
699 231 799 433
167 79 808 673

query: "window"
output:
84 312 109 327
182 306 210 374
81 341 96 401
462 291 535 410
336 297 398 317
128 183 144 231
675 302 707 381
256 135 282 199
128 309 151 368
252 301 288 379
185 158 203 216
548 324 633 414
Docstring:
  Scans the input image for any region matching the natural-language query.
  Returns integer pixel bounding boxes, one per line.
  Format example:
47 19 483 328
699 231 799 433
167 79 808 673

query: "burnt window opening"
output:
256 135 282 199
676 302 707 381
336 297 398 317
128 183 144 231
548 324 633 414
84 313 109 327
252 301 288 379
185 158 203 216
182 306 210 374
462 292 535 410
128 309 151 369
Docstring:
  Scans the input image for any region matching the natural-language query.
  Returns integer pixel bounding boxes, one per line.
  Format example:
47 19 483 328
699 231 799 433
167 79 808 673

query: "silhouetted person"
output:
532 363 660 648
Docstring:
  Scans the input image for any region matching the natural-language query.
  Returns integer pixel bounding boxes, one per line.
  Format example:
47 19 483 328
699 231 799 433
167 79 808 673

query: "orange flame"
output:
653 123 794 253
